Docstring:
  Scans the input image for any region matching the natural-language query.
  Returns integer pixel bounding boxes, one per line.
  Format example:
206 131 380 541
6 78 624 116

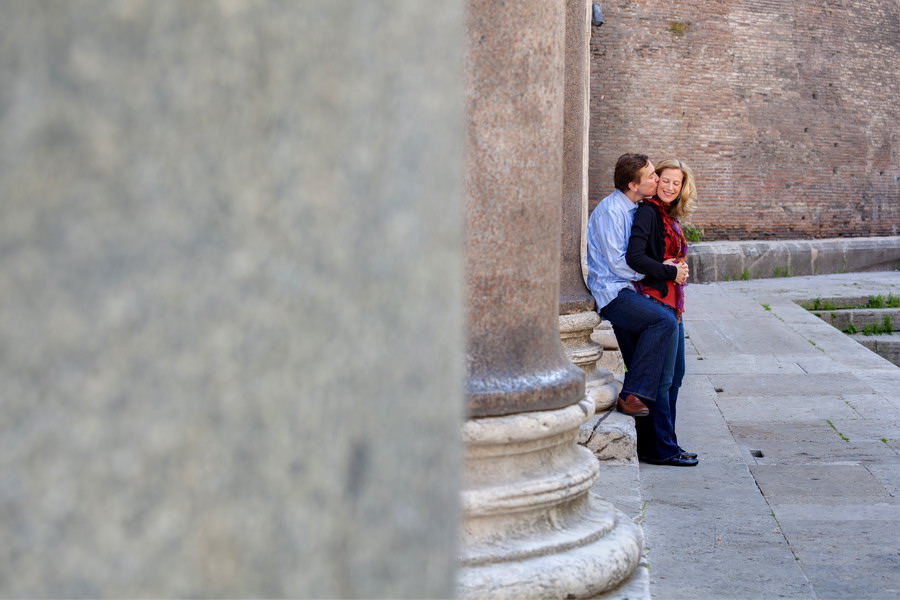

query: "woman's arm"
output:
626 205 678 280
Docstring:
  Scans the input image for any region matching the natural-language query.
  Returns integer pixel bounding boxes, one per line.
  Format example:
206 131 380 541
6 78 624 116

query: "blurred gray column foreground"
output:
0 2 465 597
457 0 643 597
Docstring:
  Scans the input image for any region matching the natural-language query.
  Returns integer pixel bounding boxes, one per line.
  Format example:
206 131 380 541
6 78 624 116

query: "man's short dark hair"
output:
614 153 650 192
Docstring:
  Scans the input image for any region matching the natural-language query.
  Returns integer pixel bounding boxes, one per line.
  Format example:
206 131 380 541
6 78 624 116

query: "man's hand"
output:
665 259 689 285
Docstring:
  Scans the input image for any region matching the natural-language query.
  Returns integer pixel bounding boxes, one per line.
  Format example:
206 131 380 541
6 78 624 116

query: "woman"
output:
626 158 698 466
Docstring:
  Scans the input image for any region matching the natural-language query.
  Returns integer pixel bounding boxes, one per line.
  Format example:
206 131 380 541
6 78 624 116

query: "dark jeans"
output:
635 320 686 460
602 288 680 461
601 288 677 402
661 320 686 450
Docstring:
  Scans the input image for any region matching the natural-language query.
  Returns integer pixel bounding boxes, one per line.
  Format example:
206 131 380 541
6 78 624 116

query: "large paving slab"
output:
641 271 900 600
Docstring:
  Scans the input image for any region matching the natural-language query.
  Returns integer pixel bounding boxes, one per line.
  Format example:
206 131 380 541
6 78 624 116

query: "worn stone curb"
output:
686 236 900 283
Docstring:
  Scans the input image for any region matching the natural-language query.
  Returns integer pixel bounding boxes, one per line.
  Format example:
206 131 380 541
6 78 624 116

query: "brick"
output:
588 0 900 240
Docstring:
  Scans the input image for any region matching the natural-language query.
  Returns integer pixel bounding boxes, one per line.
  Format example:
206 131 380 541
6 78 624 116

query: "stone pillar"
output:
459 1 643 597
559 0 620 411
0 3 464 597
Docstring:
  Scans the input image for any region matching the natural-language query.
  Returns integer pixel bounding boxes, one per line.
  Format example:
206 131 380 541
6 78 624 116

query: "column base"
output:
587 375 621 412
458 503 643 600
561 311 618 411
458 399 644 599
591 320 624 375
590 559 650 600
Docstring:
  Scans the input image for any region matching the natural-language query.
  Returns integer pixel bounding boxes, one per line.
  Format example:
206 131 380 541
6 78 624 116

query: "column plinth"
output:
593 319 626 375
457 399 643 599
560 311 619 411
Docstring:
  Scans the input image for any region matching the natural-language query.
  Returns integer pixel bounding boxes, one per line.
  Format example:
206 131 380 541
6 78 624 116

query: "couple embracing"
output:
586 153 699 467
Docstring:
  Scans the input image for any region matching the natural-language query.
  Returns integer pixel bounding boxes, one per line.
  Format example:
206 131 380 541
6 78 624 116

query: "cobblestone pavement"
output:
639 272 900 599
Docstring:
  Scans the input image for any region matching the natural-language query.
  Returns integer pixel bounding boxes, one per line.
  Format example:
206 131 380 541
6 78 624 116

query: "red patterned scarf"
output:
635 195 688 316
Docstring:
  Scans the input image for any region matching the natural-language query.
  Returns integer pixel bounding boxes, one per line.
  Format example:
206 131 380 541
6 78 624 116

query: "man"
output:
586 153 692 464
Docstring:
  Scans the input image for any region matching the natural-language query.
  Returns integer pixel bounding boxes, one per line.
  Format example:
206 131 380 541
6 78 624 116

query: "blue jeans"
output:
635 320 686 460
662 320 686 450
601 288 677 402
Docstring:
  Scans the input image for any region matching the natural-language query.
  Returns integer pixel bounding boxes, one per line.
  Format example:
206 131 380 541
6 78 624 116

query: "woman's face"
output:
657 168 683 205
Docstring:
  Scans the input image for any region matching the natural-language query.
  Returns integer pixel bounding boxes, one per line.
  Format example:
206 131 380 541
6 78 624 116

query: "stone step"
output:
811 307 900 331
848 332 900 366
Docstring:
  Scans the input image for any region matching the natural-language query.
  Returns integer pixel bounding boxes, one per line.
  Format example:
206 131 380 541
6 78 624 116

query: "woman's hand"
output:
664 259 689 285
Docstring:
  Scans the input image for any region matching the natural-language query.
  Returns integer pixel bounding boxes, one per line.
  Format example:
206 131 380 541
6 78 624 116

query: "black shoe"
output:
643 455 699 467
680 450 698 459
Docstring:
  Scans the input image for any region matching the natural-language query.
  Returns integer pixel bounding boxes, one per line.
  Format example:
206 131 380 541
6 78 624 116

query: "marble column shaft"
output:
465 0 584 418
559 0 619 411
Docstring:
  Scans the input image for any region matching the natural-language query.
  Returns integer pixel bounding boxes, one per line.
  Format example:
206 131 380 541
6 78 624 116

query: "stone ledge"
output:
848 333 900 366
686 236 900 283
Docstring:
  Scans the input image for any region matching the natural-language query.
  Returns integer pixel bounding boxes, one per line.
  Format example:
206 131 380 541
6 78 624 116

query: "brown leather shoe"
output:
616 393 649 417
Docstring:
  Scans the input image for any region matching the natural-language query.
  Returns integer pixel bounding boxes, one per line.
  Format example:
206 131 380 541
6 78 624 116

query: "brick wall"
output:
588 0 900 240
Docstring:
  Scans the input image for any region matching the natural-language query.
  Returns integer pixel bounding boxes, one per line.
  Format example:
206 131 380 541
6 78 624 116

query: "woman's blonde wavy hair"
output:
655 158 697 220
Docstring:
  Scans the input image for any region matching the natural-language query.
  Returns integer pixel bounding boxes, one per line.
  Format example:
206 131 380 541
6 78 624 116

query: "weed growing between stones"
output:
762 303 771 311
724 270 752 282
803 296 838 311
866 293 900 308
683 224 703 243
862 315 894 336
773 266 792 278
826 419 850 442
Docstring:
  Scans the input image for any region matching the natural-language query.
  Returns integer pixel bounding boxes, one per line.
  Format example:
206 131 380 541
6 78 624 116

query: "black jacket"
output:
626 202 678 297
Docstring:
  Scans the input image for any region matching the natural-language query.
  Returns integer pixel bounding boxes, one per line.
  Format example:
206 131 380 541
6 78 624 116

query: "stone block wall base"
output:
579 410 637 464
458 504 644 600
686 236 900 283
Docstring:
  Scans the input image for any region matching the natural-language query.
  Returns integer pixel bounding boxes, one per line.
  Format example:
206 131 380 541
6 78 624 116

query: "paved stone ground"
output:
607 272 900 600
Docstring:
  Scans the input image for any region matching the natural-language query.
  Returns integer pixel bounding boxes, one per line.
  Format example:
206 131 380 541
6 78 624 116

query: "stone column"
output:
0 3 464 597
559 0 619 412
458 1 643 597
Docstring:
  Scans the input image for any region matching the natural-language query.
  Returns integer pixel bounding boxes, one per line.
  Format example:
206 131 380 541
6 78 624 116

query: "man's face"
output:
631 162 659 197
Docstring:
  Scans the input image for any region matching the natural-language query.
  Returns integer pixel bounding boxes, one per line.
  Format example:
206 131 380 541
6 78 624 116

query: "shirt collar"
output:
613 189 638 212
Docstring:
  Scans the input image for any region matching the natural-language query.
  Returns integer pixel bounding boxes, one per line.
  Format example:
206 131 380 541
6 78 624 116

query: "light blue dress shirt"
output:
586 189 644 310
